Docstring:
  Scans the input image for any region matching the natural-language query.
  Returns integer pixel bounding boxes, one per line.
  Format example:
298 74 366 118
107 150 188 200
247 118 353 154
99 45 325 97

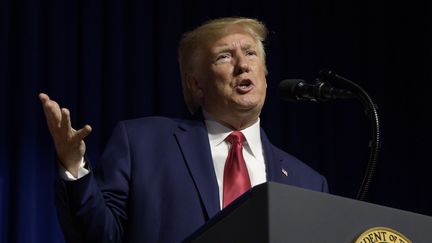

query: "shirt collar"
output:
203 110 262 158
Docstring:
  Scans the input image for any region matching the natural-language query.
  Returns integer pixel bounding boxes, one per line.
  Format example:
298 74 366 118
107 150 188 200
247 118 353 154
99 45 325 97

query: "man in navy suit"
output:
40 17 328 243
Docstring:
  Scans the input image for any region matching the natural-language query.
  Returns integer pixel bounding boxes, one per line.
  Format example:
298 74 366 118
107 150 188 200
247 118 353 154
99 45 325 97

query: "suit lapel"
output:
174 119 220 219
261 129 295 185
174 120 294 219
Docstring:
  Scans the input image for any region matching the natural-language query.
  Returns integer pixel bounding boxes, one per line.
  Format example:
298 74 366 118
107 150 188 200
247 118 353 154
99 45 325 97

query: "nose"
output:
234 53 250 75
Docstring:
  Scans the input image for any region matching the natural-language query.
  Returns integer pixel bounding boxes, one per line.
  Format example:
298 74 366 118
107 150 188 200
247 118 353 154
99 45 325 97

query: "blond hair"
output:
178 17 268 113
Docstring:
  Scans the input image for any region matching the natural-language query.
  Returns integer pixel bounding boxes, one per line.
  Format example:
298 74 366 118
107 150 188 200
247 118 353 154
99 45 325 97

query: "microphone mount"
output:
279 70 380 201
318 69 380 201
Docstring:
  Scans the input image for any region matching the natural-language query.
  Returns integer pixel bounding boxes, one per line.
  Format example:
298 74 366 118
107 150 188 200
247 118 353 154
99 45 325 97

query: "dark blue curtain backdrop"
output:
1 0 431 242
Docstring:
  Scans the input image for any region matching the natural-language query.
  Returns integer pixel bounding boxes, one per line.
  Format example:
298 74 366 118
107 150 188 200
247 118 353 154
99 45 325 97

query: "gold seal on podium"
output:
355 227 412 243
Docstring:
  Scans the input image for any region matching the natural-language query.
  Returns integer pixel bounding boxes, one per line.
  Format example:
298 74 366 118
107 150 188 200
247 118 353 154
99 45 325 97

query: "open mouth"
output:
236 79 254 94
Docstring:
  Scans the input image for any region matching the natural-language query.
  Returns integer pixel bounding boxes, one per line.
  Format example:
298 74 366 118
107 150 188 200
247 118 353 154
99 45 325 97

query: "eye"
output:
245 49 257 56
216 52 232 63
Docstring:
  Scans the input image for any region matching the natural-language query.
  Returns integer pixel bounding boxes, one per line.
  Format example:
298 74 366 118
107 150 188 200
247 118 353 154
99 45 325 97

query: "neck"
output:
203 109 259 130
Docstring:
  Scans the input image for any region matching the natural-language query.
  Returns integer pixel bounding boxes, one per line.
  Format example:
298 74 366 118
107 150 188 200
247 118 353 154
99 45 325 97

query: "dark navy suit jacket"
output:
55 116 328 243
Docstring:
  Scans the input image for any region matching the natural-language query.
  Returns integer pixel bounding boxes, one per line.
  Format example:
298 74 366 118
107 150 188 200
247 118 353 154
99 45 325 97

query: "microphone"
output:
278 79 354 102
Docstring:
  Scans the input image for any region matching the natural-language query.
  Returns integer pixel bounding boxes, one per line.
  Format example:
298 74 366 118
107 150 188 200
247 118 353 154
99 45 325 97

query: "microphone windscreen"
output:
278 79 305 101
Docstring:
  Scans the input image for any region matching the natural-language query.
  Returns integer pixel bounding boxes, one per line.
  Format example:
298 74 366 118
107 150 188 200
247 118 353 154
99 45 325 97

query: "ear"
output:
185 73 204 101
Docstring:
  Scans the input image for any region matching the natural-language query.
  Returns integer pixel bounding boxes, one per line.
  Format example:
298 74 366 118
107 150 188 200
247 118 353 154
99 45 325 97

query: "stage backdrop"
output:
1 0 431 242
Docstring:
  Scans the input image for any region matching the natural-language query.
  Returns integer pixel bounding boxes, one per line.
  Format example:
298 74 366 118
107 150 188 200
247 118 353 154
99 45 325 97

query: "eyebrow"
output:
213 43 255 53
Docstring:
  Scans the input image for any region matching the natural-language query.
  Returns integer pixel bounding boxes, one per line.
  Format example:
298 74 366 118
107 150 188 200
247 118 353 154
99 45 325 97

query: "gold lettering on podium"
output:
355 227 411 243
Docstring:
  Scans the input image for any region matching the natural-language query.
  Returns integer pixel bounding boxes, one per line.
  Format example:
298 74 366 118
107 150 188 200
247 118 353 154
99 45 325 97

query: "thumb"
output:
75 125 92 140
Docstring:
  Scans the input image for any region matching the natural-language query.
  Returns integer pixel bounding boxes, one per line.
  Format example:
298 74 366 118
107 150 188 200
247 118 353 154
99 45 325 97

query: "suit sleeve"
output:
55 122 131 243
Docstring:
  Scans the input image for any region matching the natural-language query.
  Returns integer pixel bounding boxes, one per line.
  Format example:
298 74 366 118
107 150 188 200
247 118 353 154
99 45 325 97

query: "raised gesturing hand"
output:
39 93 92 177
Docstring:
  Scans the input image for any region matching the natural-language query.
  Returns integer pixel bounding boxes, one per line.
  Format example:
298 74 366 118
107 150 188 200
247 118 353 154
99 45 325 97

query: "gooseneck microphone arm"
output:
319 70 380 201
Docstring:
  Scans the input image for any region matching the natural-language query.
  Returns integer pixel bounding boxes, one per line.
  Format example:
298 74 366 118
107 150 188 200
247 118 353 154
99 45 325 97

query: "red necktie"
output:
222 131 251 208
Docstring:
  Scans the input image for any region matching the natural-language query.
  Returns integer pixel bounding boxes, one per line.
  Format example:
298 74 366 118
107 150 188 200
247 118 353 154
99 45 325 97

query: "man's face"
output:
192 31 267 124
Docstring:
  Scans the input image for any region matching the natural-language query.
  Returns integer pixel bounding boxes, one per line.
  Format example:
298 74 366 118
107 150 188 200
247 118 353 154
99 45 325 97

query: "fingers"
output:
38 93 50 103
39 93 60 121
60 108 72 132
76 125 92 140
39 93 62 132
60 106 92 142
39 93 92 141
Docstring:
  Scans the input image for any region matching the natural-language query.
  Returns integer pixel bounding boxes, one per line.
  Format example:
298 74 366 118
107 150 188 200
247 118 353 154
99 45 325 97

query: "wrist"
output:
58 157 85 178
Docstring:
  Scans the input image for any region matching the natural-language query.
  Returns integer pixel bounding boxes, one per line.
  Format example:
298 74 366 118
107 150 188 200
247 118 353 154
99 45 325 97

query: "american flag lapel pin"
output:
281 168 288 177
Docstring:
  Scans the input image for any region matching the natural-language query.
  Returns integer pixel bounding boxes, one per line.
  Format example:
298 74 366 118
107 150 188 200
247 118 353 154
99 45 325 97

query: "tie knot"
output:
227 131 245 145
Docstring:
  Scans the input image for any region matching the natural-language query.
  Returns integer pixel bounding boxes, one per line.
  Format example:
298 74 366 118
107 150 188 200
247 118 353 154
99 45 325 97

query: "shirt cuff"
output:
59 157 90 181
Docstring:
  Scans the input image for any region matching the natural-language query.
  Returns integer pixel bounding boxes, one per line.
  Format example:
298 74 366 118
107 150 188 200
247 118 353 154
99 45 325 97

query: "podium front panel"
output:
186 182 432 242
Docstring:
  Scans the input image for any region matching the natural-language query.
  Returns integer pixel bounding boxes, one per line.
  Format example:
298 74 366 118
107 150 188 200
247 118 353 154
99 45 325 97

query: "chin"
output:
233 102 262 114
235 96 264 109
